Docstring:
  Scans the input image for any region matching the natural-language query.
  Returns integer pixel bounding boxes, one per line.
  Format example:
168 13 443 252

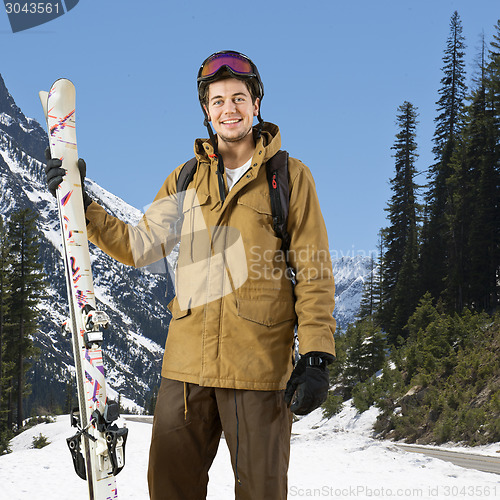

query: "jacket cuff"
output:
303 351 336 364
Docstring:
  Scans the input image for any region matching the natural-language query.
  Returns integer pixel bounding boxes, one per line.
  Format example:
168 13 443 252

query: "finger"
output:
292 383 320 415
46 167 66 183
77 158 86 178
291 402 307 415
44 146 51 160
44 160 62 175
48 176 64 195
291 400 314 415
284 381 297 405
289 384 306 413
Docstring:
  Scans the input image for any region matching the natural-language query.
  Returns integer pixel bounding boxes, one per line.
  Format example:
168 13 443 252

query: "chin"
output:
218 128 252 144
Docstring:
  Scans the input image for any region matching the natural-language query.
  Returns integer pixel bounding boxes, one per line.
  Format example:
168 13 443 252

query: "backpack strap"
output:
176 157 198 216
266 150 290 253
177 157 198 194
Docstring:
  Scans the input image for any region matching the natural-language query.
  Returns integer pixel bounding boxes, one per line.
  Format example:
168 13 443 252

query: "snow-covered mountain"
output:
0 74 174 412
332 255 376 330
0 73 370 412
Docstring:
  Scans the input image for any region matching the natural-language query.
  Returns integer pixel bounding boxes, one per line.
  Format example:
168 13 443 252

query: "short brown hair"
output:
200 74 257 107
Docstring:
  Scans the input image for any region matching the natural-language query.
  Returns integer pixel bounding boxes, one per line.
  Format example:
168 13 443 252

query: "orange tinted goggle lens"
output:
200 53 253 78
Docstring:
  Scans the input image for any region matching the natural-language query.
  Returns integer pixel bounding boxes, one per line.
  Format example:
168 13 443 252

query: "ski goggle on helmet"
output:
197 50 264 103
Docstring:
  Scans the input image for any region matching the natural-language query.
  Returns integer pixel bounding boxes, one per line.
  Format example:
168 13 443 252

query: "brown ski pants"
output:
147 378 293 500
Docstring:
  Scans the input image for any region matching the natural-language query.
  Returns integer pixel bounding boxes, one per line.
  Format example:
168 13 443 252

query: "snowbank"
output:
1 403 499 499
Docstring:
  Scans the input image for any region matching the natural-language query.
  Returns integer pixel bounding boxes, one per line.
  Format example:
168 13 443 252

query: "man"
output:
46 50 336 500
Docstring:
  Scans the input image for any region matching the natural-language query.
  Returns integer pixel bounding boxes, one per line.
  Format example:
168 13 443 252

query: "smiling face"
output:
204 78 260 144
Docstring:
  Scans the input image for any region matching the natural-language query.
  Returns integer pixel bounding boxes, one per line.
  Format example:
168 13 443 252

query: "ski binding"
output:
67 401 128 480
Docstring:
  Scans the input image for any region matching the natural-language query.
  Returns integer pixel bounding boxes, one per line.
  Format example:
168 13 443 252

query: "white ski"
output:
39 79 127 500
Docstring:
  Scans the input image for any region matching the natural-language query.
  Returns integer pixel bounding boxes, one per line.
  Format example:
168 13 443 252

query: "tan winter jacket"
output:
86 122 336 390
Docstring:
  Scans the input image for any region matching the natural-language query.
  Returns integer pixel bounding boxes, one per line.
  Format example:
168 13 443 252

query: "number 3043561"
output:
5 3 60 14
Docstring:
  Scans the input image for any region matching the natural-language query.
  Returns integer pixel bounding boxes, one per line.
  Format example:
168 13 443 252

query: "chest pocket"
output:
237 190 272 215
236 190 276 241
177 190 212 271
180 190 210 230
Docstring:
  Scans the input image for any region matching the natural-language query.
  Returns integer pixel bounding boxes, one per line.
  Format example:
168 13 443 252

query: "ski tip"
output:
49 78 75 90
39 91 49 119
47 78 76 104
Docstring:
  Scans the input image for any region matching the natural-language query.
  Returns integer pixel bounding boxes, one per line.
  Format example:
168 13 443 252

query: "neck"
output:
217 131 256 169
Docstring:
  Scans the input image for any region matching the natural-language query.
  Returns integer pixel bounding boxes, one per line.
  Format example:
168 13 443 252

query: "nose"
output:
222 99 237 114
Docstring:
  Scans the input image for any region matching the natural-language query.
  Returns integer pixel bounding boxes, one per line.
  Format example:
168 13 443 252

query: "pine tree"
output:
7 208 46 429
444 129 470 311
357 254 378 320
146 384 159 416
433 11 468 159
0 216 13 434
446 31 499 312
342 319 386 397
488 19 500 118
421 11 468 304
475 19 500 311
63 378 75 414
374 230 387 324
381 102 421 345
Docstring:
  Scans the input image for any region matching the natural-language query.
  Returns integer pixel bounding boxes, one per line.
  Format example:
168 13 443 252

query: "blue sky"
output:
1 0 499 257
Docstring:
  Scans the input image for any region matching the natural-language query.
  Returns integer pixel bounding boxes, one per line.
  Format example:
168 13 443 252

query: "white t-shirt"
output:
226 158 252 191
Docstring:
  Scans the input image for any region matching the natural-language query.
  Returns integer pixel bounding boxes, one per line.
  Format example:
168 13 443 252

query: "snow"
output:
87 179 143 226
105 386 144 414
332 255 376 329
0 112 14 127
1 403 498 500
18 121 35 134
126 330 163 356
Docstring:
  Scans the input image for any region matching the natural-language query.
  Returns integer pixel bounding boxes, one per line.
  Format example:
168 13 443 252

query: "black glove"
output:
44 147 92 211
284 351 334 416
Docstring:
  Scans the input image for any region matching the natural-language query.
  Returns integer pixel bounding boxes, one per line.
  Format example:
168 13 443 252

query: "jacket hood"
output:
193 121 281 164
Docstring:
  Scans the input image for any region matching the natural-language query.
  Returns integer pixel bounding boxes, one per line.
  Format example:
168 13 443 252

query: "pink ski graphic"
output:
49 108 76 136
61 190 74 206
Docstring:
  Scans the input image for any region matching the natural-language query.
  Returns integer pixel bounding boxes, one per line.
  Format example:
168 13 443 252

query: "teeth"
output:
223 119 239 124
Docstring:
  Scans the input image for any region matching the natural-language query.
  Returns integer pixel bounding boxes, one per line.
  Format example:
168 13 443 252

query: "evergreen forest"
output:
324 12 500 445
0 208 46 453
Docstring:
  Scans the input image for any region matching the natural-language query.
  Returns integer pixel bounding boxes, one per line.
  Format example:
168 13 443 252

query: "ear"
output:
253 97 260 117
203 104 211 122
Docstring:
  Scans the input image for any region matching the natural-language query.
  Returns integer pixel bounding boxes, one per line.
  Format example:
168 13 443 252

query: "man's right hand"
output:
44 147 92 210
